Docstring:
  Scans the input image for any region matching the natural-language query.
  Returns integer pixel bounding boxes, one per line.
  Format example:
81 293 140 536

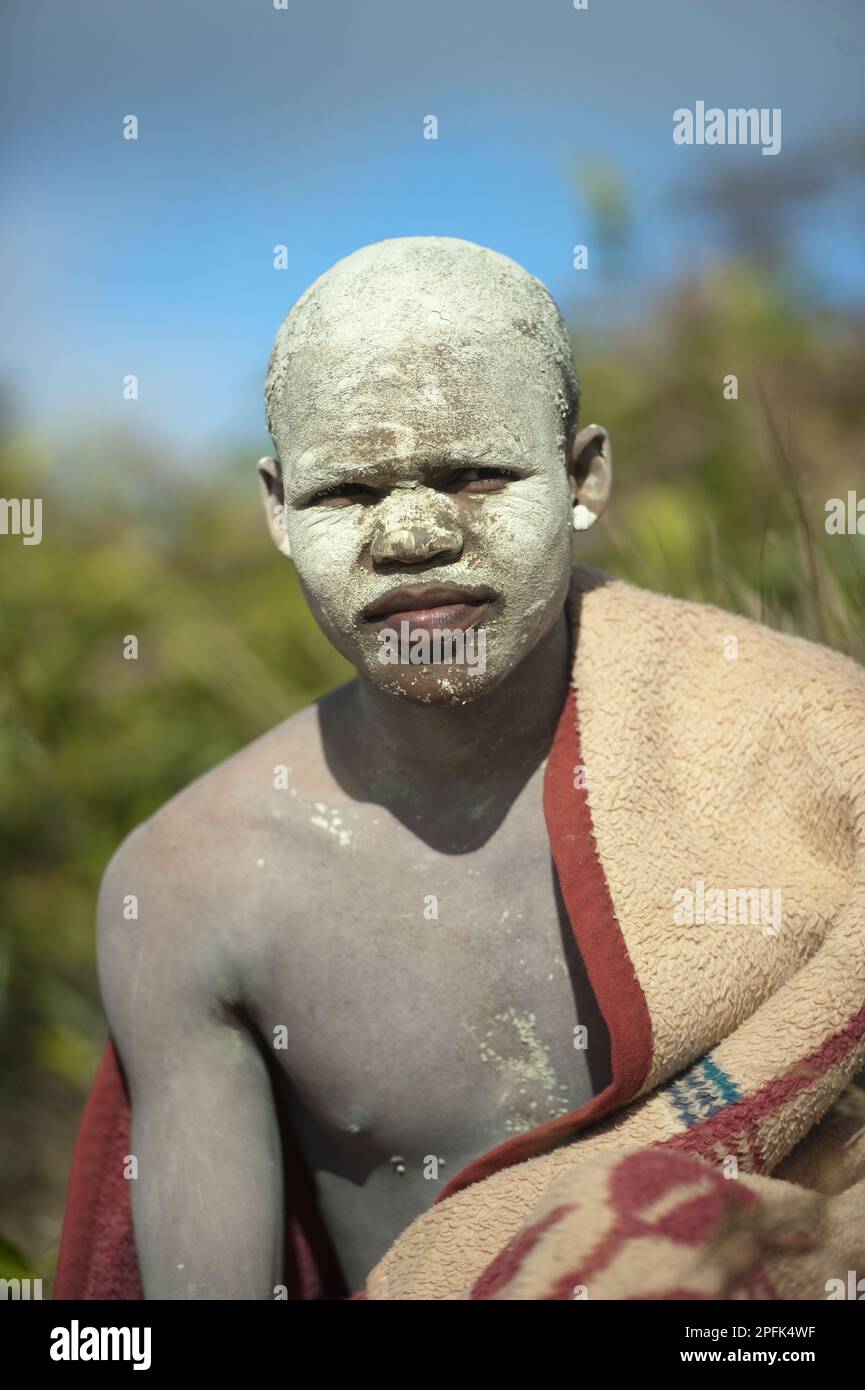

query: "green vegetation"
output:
1 252 863 1286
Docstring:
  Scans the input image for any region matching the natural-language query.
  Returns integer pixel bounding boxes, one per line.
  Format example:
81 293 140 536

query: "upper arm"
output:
97 818 284 1299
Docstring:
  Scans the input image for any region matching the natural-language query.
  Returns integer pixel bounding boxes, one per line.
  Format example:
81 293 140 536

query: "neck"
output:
328 599 574 851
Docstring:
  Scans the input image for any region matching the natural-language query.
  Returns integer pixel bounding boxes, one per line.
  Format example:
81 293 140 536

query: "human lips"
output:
361 583 497 632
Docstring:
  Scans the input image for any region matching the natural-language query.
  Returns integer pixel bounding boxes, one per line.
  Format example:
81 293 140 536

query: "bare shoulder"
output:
96 688 351 1024
104 691 341 885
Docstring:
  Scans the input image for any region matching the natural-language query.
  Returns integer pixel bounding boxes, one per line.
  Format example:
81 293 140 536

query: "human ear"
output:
257 456 291 557
567 424 612 531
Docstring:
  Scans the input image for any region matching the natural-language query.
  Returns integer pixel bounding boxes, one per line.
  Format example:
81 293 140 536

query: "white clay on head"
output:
263 237 586 701
265 237 579 455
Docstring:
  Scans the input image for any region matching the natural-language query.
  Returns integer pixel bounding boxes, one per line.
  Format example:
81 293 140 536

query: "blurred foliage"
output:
573 261 865 657
0 440 353 1283
1 219 864 1283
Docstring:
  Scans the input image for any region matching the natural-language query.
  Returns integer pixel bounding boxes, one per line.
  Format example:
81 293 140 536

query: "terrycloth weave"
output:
364 567 865 1300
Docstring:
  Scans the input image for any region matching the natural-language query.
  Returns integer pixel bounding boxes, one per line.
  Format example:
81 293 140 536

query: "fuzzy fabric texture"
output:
362 567 865 1300
468 1120 865 1301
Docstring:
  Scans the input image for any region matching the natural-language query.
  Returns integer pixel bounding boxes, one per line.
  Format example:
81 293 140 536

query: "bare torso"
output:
100 678 610 1295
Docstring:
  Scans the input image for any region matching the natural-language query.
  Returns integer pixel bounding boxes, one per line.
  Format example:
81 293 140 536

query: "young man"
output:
56 238 865 1302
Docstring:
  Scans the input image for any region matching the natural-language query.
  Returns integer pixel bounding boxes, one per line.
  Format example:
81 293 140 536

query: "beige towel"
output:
364 569 865 1299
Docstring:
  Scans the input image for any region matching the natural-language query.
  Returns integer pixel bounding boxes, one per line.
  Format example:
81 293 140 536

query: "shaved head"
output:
258 237 610 705
265 237 580 459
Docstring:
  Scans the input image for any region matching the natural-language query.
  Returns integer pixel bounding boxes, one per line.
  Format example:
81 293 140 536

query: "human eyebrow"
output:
428 444 531 470
289 447 531 505
287 465 383 505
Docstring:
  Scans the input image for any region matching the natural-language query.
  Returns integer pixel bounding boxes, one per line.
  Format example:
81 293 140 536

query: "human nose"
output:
369 489 463 565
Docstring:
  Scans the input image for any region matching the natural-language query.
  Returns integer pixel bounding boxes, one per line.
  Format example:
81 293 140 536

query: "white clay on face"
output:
264 238 582 698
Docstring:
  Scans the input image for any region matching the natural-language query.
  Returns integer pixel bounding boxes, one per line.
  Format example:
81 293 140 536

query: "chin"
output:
362 658 510 706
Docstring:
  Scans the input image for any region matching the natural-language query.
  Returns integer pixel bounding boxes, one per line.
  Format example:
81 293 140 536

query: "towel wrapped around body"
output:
362 568 865 1300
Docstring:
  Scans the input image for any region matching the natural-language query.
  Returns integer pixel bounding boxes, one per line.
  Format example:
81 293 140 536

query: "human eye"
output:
307 482 378 507
443 466 521 494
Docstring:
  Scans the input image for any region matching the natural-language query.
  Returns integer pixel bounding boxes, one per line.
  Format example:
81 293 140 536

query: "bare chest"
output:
229 769 609 1288
242 782 608 1167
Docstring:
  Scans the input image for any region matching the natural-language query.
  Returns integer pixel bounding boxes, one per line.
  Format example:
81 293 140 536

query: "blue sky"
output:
3 0 864 460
